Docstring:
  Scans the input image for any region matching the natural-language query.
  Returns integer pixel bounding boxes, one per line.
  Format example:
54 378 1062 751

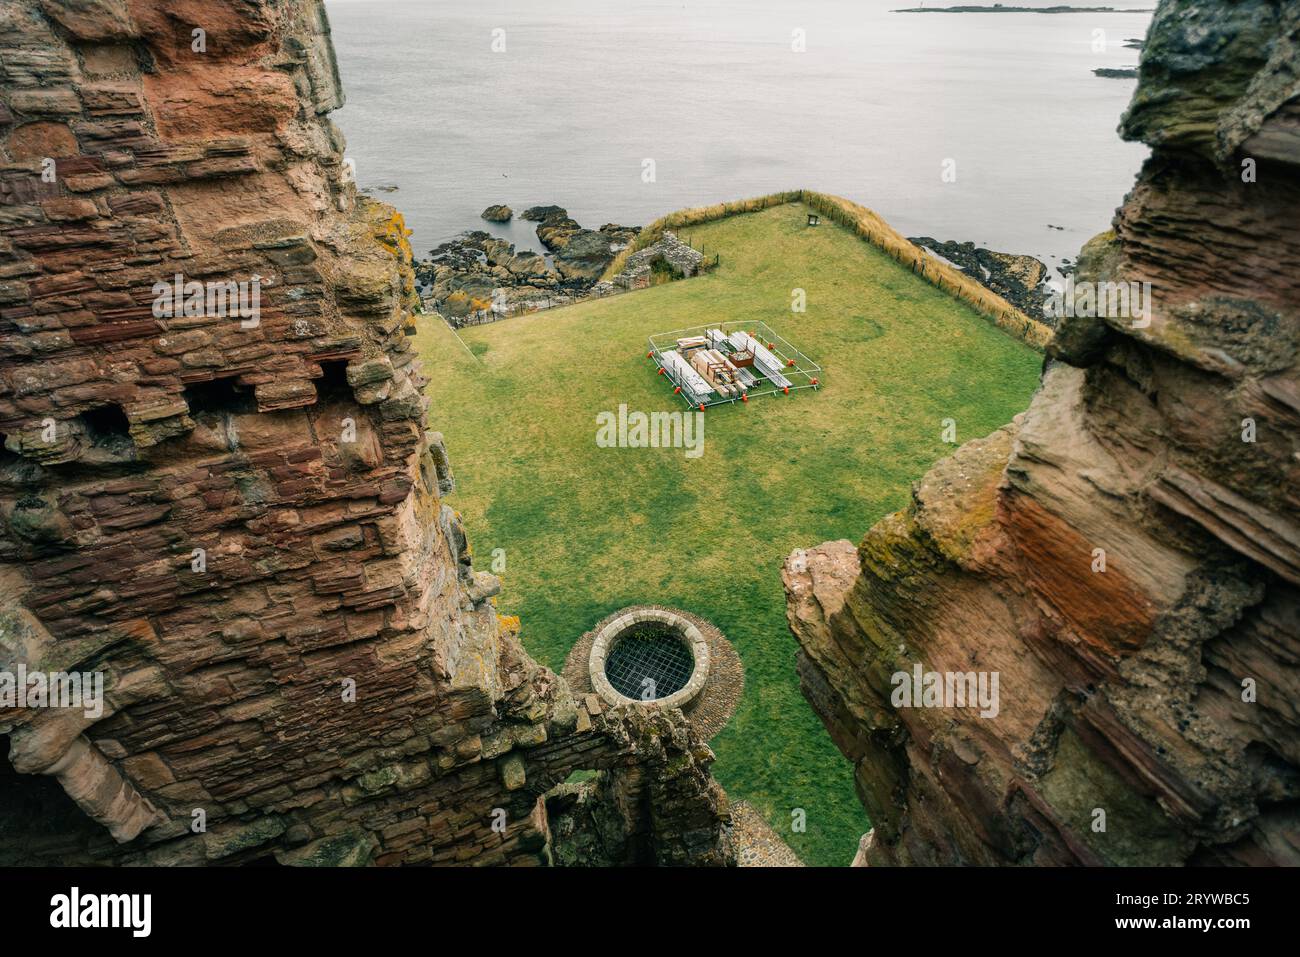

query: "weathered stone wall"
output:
0 0 731 866
785 0 1299 866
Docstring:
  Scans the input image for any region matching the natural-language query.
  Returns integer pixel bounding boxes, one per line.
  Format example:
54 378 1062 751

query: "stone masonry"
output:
0 0 732 866
613 231 705 289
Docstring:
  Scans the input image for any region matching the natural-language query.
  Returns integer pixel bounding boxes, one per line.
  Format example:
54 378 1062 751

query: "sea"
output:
327 0 1155 269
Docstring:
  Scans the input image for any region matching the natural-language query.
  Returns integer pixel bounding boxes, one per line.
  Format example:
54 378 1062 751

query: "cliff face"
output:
0 0 731 866
785 0 1299 866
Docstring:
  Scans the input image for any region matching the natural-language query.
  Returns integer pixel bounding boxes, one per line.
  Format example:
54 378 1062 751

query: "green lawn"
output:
416 201 1042 866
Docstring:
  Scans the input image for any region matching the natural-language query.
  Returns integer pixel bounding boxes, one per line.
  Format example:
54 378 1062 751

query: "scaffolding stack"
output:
647 320 821 409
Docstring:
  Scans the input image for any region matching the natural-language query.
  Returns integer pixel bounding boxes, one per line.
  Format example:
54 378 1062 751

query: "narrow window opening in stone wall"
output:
0 734 107 865
314 360 353 403
79 404 132 444
0 433 20 466
183 376 255 417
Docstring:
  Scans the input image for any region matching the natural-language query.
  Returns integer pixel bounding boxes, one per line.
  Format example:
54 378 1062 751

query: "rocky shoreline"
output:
908 237 1054 321
418 206 1059 328
414 205 640 321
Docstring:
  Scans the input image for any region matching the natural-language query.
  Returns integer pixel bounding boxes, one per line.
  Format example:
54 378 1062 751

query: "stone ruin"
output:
0 0 733 866
614 231 706 290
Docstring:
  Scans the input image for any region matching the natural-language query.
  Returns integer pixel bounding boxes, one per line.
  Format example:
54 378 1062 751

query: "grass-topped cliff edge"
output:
416 199 1044 866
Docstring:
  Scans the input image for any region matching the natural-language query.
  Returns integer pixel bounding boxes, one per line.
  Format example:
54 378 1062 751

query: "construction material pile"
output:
726 330 792 389
661 350 714 405
648 321 819 408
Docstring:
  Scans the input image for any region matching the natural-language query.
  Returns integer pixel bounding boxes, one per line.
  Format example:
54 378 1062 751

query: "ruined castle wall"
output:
0 0 731 867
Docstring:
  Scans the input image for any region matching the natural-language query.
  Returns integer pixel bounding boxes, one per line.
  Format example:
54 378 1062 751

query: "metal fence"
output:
647 319 822 409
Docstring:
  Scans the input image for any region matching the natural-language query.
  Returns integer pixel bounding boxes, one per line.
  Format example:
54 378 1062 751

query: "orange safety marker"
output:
811 377 819 385
674 386 682 394
741 393 748 403
699 403 706 411
786 358 796 367
657 367 666 375
783 386 790 395
646 351 653 358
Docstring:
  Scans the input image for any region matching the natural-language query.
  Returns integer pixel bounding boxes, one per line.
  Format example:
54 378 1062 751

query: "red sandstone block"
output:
276 477 318 498
81 83 144 116
64 173 117 193
107 191 165 216
10 88 82 116
116 165 185 187
28 270 95 298
40 197 100 222
69 319 161 344
185 156 259 179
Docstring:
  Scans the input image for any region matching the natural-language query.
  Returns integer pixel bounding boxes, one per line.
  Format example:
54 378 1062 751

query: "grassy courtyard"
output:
415 201 1043 866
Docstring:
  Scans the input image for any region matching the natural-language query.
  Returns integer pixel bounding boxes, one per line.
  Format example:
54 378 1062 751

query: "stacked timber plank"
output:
677 335 710 355
727 331 792 389
705 329 758 387
662 350 714 405
690 348 748 398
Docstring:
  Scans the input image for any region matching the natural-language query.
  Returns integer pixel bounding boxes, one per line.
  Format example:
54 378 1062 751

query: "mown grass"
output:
416 201 1043 866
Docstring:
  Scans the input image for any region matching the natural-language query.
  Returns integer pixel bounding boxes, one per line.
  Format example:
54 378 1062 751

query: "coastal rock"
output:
552 228 616 279
481 204 512 222
909 237 1051 320
535 214 585 251
505 251 555 280
415 208 636 319
788 0 1300 867
599 223 642 250
521 204 567 222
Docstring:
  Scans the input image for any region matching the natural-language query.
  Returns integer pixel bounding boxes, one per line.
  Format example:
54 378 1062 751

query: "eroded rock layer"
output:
785 0 1299 866
0 0 731 866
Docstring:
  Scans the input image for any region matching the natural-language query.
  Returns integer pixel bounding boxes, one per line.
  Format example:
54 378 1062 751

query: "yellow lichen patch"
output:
914 424 1017 567
375 209 414 263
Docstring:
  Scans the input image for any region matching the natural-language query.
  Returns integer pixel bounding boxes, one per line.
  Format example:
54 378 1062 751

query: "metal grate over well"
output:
603 625 695 701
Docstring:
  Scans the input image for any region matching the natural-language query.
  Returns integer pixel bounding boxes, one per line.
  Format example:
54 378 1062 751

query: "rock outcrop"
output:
785 0 1299 866
0 0 732 866
519 206 640 280
415 212 642 320
908 237 1051 321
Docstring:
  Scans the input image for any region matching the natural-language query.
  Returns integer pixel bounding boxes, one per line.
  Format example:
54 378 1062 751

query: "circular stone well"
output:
588 608 710 711
563 605 744 739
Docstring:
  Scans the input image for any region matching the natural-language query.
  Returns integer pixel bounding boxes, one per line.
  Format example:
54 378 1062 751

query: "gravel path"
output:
731 801 805 867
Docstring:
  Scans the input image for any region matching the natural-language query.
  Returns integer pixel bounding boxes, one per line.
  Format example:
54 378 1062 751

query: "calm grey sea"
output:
327 0 1153 266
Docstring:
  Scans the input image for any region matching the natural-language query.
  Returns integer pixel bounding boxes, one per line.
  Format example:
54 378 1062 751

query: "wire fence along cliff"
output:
601 190 1053 352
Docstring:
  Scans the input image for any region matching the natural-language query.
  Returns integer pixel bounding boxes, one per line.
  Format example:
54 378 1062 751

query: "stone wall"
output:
0 0 731 866
784 0 1299 866
613 231 706 289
